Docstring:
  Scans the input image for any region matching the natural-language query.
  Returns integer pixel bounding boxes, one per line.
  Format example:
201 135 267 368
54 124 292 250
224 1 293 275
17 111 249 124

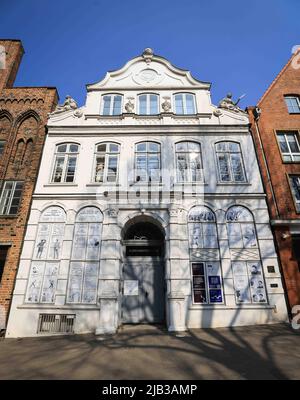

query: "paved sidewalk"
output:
0 323 299 380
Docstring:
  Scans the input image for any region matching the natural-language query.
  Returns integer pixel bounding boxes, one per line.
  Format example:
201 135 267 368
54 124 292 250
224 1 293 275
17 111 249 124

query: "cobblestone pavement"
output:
0 323 299 380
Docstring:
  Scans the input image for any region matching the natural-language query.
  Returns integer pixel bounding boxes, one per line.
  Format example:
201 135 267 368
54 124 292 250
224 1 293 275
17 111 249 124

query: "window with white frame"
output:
67 207 103 304
226 206 257 249
191 262 223 304
289 175 300 212
135 141 161 182
0 181 23 215
51 143 79 183
26 206 66 303
101 94 122 116
174 93 196 115
176 141 203 182
277 132 300 162
93 142 120 183
284 96 300 114
215 141 246 182
188 206 223 304
138 94 159 115
226 206 267 304
188 206 218 249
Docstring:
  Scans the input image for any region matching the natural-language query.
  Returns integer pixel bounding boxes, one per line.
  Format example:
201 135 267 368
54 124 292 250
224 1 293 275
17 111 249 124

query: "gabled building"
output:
0 40 58 332
6 49 287 337
248 48 300 314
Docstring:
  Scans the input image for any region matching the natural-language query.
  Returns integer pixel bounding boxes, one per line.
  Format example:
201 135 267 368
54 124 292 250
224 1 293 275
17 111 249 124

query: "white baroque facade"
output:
6 49 288 337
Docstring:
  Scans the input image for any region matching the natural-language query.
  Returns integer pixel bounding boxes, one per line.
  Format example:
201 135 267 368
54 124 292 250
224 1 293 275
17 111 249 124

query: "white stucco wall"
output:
6 50 288 337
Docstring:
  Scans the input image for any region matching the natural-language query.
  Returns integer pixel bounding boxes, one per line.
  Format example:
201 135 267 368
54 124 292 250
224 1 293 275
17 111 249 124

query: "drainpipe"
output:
250 107 291 318
252 107 280 218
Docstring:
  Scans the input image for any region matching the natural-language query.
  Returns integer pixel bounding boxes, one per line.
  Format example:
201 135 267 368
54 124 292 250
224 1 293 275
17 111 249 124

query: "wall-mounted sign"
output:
124 280 139 296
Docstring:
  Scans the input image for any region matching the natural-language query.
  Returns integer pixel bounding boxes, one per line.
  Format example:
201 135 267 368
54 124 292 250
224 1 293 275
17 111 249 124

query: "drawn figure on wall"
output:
191 224 201 247
36 239 46 258
53 239 60 259
243 226 257 247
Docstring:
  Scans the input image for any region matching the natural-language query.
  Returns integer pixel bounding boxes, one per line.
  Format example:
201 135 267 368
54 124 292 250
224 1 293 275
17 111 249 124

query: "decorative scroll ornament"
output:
125 97 134 113
169 209 178 217
142 48 154 64
218 92 246 113
162 97 172 112
74 109 83 118
51 95 78 115
108 207 118 218
213 109 222 117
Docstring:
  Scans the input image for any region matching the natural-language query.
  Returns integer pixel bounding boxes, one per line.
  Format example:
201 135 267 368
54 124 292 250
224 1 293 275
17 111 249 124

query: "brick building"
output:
0 39 57 330
248 49 300 314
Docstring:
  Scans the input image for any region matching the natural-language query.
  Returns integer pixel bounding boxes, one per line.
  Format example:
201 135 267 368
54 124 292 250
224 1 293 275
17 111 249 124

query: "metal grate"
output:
37 314 75 334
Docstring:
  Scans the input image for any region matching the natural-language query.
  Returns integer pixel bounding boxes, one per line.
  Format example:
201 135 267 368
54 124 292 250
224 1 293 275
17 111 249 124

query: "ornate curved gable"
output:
87 48 211 90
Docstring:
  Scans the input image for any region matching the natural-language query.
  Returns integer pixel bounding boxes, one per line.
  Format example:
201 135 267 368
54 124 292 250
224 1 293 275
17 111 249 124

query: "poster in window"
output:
247 261 262 276
251 289 267 303
37 223 51 236
232 261 247 276
41 276 57 303
208 275 221 289
193 290 207 303
227 223 243 248
85 262 98 276
44 263 59 276
77 207 102 223
86 236 100 260
70 262 84 276
72 235 87 259
209 289 223 303
74 223 88 236
35 232 48 259
27 262 45 302
82 291 97 304
242 224 257 248
41 207 65 223
68 275 82 303
206 263 220 276
49 236 63 259
89 223 101 236
190 224 202 248
250 277 267 303
203 224 218 248
193 275 206 290
233 275 250 303
192 263 205 275
82 275 97 303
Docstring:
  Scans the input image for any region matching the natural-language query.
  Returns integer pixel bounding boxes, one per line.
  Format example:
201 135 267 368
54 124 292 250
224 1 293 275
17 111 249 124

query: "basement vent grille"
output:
37 314 75 334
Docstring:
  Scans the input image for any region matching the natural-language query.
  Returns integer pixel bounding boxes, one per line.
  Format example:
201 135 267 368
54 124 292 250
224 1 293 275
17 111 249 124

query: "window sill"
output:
129 182 164 187
18 304 99 310
86 183 120 187
216 182 251 186
0 214 18 218
189 304 274 310
44 183 78 187
173 182 208 186
282 161 300 164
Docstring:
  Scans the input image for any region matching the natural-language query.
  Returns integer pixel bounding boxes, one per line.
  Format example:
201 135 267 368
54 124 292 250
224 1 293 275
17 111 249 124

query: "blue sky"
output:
1 0 299 108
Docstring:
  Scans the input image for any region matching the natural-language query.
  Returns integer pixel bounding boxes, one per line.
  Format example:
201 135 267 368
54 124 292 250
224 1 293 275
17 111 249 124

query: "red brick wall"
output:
0 40 58 328
248 50 300 310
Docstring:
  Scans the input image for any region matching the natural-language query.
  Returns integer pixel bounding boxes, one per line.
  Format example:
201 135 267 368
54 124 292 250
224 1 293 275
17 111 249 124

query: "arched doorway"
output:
121 217 165 324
